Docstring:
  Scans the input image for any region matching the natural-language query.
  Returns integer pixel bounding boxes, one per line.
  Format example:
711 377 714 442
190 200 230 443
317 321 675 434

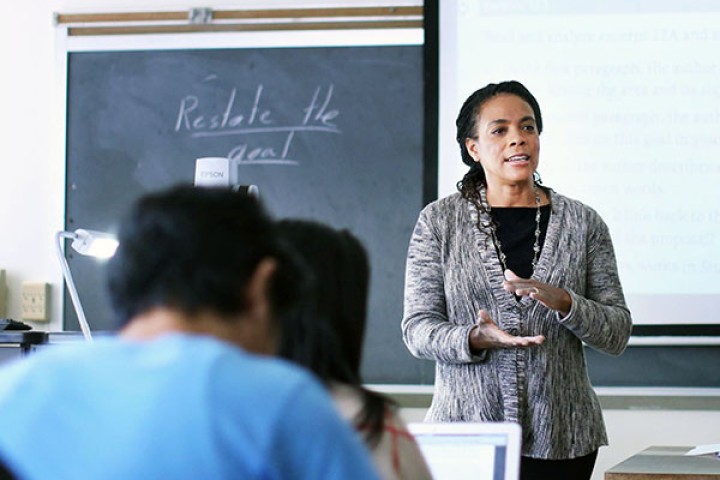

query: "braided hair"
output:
455 81 544 218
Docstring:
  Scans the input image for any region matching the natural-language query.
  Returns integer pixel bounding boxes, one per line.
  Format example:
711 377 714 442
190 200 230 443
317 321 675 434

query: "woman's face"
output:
465 93 540 188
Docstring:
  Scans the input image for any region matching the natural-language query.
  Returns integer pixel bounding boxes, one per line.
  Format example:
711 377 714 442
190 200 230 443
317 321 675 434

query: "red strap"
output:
383 409 414 472
356 408 415 472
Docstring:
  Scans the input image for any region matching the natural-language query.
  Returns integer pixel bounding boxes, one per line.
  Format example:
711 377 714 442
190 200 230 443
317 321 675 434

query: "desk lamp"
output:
55 229 119 341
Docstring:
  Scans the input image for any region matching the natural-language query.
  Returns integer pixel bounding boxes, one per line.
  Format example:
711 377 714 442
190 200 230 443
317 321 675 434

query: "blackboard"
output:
64 44 435 384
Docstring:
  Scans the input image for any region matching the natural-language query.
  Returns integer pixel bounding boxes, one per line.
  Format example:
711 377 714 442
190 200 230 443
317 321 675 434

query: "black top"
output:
490 204 551 278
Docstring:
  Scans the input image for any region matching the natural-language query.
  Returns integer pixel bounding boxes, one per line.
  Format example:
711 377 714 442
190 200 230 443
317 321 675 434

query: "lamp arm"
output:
55 231 93 341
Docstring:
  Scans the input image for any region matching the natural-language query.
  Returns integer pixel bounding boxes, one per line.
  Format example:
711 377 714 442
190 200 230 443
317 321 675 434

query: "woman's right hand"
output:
469 309 545 352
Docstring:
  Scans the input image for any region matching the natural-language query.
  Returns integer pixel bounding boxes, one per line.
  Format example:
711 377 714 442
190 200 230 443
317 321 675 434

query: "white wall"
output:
2 3 718 480
0 1 64 330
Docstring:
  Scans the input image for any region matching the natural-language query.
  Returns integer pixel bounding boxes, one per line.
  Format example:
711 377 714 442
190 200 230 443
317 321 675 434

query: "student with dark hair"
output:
0 185 380 480
403 80 633 480
277 220 431 480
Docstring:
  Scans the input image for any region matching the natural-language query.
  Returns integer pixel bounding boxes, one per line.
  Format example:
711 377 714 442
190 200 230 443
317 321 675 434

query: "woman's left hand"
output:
503 269 572 317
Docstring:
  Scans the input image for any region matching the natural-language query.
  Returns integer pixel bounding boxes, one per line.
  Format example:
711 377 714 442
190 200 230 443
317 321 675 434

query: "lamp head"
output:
71 229 119 259
55 228 117 341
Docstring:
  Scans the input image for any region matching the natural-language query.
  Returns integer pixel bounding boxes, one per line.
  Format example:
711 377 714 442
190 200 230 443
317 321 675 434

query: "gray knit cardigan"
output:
402 189 632 459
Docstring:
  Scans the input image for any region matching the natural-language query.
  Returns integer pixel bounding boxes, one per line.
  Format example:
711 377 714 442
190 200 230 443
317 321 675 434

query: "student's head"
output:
106 185 302 352
276 220 370 384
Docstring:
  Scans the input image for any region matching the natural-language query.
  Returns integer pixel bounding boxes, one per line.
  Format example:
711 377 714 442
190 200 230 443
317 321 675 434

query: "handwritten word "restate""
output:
175 85 272 132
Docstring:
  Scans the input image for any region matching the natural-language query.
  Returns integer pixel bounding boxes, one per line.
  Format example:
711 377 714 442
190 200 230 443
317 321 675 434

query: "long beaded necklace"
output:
481 186 542 275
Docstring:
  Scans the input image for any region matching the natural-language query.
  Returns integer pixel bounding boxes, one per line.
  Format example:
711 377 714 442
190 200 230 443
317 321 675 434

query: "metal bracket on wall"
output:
189 8 212 25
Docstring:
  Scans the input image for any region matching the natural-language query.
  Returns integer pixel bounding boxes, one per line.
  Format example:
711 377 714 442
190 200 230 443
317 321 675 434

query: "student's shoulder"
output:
207 341 325 400
0 338 116 401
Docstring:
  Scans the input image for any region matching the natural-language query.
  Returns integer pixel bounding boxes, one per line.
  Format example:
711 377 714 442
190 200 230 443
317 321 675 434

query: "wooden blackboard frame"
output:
54 6 423 36
56 16 437 385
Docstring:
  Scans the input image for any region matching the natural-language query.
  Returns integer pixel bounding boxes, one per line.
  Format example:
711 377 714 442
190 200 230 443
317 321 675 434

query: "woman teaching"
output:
402 80 633 480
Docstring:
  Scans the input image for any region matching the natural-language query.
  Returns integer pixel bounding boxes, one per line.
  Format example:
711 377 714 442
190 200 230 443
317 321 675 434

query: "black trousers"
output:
520 450 598 480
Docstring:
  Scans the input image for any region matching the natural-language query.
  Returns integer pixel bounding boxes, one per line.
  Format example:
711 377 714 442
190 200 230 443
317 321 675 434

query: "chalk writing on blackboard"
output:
174 83 341 165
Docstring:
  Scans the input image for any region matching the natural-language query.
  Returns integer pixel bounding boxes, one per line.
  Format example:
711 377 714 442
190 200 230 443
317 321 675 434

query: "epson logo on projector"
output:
200 171 225 178
194 157 232 187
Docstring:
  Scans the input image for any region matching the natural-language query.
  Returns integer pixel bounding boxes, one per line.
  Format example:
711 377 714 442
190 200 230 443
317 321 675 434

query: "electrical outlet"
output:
21 282 50 322
0 270 6 318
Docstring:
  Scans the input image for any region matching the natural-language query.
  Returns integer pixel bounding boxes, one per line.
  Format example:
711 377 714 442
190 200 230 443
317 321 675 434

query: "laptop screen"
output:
408 422 521 480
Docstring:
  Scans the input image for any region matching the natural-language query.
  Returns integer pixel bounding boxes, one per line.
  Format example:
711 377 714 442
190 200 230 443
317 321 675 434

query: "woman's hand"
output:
502 269 572 316
469 309 545 352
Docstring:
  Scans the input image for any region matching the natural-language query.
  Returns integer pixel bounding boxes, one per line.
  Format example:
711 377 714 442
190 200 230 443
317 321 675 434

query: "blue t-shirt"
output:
0 334 380 480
